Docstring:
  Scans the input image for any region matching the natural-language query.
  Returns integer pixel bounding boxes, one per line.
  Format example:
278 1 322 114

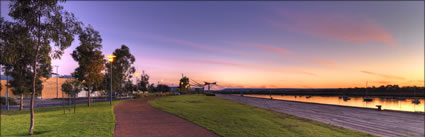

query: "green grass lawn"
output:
1 101 121 137
149 95 375 137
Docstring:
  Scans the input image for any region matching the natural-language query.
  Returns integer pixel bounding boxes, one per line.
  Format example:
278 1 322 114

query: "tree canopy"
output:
71 25 105 107
138 71 149 92
61 79 83 96
179 76 190 92
104 45 136 95
157 84 171 92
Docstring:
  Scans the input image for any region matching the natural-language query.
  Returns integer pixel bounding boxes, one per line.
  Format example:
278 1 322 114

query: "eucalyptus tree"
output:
72 25 105 107
7 0 81 134
0 19 46 111
105 45 136 96
0 17 7 93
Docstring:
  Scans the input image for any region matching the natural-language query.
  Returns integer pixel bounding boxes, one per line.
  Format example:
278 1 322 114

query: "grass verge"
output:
1 101 121 137
149 95 375 137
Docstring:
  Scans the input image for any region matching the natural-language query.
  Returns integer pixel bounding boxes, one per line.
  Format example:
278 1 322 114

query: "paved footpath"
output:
114 98 219 137
217 94 425 137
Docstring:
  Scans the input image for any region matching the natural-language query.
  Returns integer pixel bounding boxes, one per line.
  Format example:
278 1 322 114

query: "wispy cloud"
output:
301 57 336 67
187 59 253 68
372 81 391 85
143 33 243 55
360 71 405 80
292 70 317 76
406 80 425 85
224 41 335 68
267 10 396 47
224 41 290 55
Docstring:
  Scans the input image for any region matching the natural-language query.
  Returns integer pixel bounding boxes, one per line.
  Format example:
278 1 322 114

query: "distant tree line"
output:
219 84 425 97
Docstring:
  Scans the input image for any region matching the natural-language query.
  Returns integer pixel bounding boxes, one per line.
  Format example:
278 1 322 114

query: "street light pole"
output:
110 61 112 105
107 55 116 105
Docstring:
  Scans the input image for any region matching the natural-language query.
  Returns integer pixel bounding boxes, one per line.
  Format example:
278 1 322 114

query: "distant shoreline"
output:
216 87 425 97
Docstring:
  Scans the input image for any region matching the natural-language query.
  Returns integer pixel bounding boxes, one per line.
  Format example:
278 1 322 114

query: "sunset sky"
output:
1 1 424 88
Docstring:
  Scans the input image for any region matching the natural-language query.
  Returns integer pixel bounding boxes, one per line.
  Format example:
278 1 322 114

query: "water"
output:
242 94 424 112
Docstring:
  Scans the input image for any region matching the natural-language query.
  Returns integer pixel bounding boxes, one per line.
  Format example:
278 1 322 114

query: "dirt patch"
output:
82 122 97 126
281 124 299 128
186 101 201 103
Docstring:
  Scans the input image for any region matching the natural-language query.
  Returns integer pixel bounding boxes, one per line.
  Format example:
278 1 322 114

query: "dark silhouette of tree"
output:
148 83 156 93
72 25 105 107
179 76 190 93
7 0 81 134
138 70 149 92
124 80 134 95
105 45 135 96
157 84 171 92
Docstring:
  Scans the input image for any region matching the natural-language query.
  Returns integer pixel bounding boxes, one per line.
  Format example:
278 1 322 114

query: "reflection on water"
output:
242 94 424 112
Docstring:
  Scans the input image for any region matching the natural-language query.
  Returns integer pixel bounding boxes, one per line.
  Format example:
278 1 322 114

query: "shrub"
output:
205 93 216 96
0 96 19 105
133 92 174 99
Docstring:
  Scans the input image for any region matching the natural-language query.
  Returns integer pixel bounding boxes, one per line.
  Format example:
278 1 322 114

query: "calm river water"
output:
242 94 424 112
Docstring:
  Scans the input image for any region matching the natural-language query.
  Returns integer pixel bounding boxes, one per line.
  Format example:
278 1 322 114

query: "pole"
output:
269 89 272 99
56 66 58 99
110 61 112 105
0 65 2 107
365 81 368 97
6 74 9 110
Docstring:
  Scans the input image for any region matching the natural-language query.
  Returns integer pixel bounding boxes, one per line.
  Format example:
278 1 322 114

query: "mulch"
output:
114 98 219 137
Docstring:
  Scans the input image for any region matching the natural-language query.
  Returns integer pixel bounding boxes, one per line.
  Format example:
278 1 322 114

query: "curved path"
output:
114 98 219 137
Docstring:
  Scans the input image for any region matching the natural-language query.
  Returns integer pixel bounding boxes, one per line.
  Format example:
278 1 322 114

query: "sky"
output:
1 1 424 88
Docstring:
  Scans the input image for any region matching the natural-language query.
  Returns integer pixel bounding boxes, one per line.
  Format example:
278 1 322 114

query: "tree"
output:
148 83 157 93
105 45 135 96
157 84 171 92
124 80 134 95
179 76 190 93
61 79 82 112
7 0 81 134
0 18 4 93
0 19 46 111
71 25 105 107
138 71 149 92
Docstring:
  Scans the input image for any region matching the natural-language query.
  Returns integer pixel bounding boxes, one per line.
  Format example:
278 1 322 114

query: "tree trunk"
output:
29 15 41 135
63 91 65 114
87 88 91 107
29 60 37 135
73 94 76 113
68 96 71 112
20 94 23 110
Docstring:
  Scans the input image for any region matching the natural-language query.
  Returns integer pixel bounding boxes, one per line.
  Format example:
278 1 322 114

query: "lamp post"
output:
107 55 116 105
135 73 139 93
135 73 139 81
